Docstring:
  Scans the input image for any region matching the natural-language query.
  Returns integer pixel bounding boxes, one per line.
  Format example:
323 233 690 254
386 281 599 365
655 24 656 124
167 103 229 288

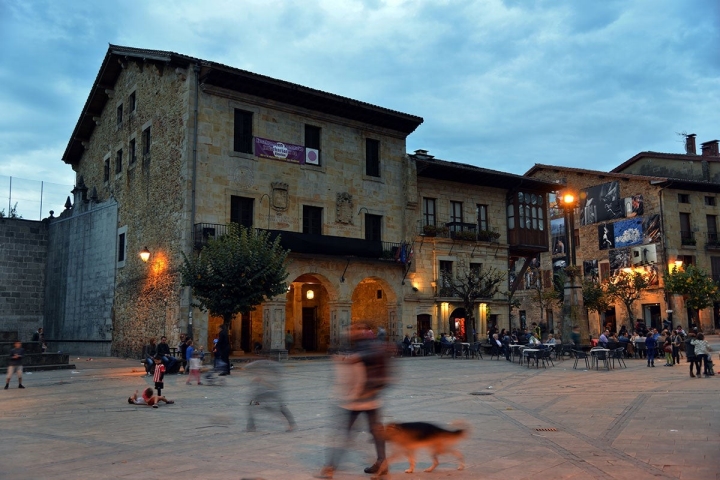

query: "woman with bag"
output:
691 333 712 377
662 336 673 366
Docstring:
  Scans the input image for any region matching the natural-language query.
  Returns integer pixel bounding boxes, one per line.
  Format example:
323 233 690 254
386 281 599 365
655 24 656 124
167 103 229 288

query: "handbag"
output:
664 345 672 353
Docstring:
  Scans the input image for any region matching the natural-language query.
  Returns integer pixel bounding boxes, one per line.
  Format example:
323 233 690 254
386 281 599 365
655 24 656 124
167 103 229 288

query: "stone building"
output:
55 45 558 357
526 135 720 335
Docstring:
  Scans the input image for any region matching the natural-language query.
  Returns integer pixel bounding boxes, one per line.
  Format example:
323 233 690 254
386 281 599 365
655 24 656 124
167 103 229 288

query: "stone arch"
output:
284 272 338 353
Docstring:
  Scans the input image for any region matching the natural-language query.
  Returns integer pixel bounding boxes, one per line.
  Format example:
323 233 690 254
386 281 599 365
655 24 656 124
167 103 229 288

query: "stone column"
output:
329 302 351 353
262 300 287 361
562 271 588 344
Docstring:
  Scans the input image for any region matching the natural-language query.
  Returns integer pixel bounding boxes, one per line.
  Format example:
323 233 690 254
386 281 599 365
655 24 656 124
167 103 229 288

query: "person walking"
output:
685 332 699 377
692 333 712 377
645 332 657 367
5 341 25 389
317 323 392 479
216 324 231 375
244 359 295 432
670 330 682 366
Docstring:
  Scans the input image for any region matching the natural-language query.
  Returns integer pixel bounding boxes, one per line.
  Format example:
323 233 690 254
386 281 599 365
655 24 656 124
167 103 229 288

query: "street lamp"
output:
139 246 151 263
560 192 577 267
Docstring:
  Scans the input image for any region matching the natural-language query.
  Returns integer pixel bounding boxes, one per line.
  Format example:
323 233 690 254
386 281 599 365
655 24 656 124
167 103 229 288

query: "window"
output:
365 214 382 241
115 149 122 174
470 263 482 277
142 127 151 155
129 92 136 112
678 193 690 204
104 159 110 182
303 206 323 235
599 262 610 282
680 212 693 245
116 104 123 126
230 196 254 228
117 232 126 262
233 109 253 154
423 198 436 227
439 260 453 293
708 215 718 244
705 196 716 206
365 138 380 177
450 201 463 232
117 226 128 267
677 255 695 266
507 204 515 229
305 125 321 165
477 204 488 231
129 139 136 165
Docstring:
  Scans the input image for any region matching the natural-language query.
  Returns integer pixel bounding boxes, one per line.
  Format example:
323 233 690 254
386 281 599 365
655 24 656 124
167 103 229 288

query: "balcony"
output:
417 219 499 242
707 232 720 250
193 223 409 263
680 231 696 246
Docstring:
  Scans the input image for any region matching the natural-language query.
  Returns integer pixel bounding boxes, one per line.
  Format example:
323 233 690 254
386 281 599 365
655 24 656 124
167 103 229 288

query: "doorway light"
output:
306 289 314 300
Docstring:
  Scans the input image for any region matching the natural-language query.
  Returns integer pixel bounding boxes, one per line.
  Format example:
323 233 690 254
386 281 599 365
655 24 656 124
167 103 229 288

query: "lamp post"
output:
561 193 576 267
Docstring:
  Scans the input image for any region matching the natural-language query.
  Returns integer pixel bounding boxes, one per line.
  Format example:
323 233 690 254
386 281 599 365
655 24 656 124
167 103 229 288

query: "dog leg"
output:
424 455 440 473
449 449 465 470
405 451 415 473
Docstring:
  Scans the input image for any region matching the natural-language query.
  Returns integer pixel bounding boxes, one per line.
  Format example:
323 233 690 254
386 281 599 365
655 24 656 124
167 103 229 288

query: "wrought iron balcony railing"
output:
193 223 410 263
680 231 696 246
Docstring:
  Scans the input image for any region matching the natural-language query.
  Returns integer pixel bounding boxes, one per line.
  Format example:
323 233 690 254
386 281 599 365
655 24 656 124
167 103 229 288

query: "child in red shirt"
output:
153 355 166 396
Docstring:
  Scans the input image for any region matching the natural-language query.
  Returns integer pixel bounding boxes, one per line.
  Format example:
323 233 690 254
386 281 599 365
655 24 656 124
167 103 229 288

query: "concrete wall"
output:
0 218 48 340
44 200 118 356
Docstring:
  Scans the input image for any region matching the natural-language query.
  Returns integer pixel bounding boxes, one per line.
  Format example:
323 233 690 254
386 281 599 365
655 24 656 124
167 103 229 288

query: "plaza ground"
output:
1 338 719 480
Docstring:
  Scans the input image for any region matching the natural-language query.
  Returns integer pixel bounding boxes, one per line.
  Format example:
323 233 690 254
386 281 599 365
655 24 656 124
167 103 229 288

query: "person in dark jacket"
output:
178 334 189 374
216 324 231 375
645 332 657 367
685 332 699 377
157 336 177 371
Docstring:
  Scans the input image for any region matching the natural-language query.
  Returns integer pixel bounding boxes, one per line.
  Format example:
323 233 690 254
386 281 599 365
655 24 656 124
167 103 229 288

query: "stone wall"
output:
44 200 117 356
0 218 47 340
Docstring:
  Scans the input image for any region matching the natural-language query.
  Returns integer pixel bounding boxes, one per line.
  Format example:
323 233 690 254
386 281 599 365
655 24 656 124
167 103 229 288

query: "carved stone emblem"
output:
336 192 353 224
271 182 289 211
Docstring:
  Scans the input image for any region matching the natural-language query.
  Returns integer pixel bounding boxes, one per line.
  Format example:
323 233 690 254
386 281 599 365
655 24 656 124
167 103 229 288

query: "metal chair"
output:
540 348 554 367
572 350 589 369
471 342 483 359
525 350 541 368
490 343 502 360
611 347 627 368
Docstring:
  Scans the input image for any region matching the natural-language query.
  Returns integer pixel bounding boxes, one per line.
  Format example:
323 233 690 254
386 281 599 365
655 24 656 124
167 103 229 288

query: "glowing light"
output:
306 289 314 300
139 247 150 262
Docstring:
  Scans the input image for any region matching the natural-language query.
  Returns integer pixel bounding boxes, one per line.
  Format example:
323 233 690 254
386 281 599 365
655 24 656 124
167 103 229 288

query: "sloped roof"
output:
610 151 720 174
63 45 424 165
414 155 558 193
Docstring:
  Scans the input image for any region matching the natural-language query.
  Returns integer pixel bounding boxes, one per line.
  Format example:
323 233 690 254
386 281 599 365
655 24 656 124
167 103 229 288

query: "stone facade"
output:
0 218 47 340
527 163 720 335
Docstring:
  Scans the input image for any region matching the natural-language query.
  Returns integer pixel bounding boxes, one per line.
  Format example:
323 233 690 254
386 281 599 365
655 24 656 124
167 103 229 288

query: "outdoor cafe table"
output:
508 344 523 363
521 348 540 367
590 348 610 370
460 342 471 359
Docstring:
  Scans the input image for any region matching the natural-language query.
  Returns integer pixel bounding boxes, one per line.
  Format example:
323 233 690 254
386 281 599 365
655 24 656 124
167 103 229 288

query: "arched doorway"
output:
351 276 399 339
449 308 472 341
286 274 332 352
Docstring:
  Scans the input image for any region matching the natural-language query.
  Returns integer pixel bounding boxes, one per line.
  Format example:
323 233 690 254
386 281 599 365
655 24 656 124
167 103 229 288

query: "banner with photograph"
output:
584 259 599 282
580 181 623 225
614 218 643 247
623 194 644 218
609 247 631 275
643 214 661 244
598 223 615 250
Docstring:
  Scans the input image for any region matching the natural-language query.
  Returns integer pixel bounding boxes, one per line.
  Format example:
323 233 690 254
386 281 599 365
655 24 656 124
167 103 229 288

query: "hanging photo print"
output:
598 223 615 250
580 181 623 226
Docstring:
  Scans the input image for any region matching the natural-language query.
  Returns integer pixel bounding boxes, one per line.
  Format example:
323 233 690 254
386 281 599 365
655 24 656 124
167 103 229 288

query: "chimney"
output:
412 149 434 160
701 140 719 157
685 134 696 155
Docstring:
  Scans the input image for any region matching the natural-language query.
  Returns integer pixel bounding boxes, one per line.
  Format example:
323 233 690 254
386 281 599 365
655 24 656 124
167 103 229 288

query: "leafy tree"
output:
0 202 22 219
180 224 290 325
664 264 720 315
604 270 651 322
582 280 611 314
440 262 506 332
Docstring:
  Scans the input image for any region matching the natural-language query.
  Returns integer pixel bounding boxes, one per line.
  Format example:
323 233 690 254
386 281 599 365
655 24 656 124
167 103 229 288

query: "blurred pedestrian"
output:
5 341 25 389
244 359 295 432
317 323 392 479
217 324 231 375
186 350 203 386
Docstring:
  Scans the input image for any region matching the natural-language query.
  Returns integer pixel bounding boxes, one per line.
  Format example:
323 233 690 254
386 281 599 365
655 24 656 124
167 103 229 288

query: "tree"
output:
180 224 290 325
440 262 506 334
582 280 611 314
527 265 561 326
664 264 720 321
603 270 651 322
0 202 22 219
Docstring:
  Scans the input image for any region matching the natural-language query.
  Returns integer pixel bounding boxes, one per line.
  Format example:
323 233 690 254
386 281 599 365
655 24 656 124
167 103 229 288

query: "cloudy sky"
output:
1 0 719 219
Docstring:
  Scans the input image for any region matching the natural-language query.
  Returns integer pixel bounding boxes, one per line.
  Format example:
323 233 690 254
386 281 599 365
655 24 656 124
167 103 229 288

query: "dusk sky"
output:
1 0 719 219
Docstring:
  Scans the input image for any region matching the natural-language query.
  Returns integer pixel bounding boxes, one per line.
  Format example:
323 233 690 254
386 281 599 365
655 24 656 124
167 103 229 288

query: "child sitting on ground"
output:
127 388 174 408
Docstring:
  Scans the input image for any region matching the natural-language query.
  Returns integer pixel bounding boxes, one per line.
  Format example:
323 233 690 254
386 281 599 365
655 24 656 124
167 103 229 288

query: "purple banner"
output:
255 137 305 164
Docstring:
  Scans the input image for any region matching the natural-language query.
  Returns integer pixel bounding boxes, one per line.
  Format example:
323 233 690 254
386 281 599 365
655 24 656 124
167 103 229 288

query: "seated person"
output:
440 333 455 358
157 335 178 371
402 334 412 356
128 387 174 408
143 338 157 374
545 334 557 345
598 330 610 348
527 334 541 346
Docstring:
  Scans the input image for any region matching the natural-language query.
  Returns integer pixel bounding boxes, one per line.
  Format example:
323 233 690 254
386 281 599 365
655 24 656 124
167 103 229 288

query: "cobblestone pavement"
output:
1 339 718 480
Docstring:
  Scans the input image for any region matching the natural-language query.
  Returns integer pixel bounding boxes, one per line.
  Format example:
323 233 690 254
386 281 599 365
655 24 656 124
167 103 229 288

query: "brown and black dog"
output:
380 421 469 474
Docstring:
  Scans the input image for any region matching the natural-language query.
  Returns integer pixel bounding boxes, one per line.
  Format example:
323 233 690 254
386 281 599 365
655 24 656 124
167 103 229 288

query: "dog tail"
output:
449 420 471 436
